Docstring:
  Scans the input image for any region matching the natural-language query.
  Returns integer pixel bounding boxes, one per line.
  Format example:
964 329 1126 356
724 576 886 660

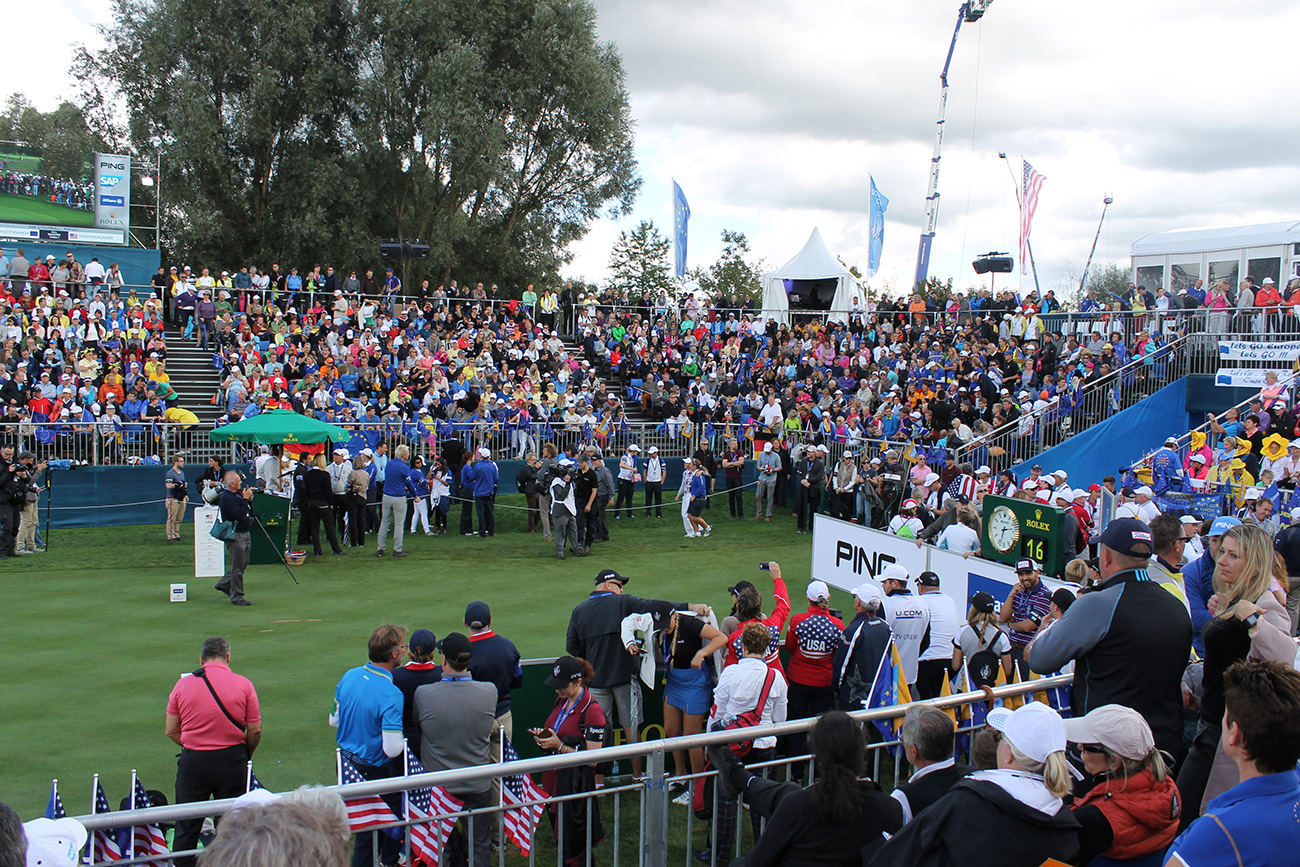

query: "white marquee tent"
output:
760 228 865 325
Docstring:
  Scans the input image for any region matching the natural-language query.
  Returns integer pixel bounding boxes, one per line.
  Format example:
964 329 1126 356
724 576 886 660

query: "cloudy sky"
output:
9 0 1300 298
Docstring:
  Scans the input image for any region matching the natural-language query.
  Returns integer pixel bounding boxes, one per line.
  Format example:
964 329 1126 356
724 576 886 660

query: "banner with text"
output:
812 514 1066 618
93 152 131 239
1217 341 1300 362
1214 368 1276 388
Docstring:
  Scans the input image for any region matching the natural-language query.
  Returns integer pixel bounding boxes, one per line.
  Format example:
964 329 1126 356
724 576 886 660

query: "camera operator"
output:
0 444 31 558
165 453 189 543
550 458 586 559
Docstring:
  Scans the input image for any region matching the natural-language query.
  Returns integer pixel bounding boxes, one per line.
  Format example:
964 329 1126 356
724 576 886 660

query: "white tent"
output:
760 227 864 325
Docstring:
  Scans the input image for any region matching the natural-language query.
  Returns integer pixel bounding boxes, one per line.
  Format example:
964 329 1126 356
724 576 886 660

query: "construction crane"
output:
912 1 994 293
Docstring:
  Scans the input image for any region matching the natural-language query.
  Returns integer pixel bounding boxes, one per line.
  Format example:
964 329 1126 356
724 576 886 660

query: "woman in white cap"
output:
869 702 1080 867
1064 704 1180 863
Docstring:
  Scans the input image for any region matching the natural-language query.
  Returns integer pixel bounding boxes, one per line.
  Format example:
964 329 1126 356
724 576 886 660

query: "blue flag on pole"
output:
672 180 690 279
868 176 889 277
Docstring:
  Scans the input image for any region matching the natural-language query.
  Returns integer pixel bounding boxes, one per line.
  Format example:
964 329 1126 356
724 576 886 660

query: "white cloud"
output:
566 0 1300 294
12 0 1300 295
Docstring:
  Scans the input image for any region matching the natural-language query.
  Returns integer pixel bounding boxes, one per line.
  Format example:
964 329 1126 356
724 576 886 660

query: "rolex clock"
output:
978 495 1065 577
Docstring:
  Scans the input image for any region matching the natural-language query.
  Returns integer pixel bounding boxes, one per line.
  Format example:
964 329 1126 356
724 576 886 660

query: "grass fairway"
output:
2 496 834 818
0 192 97 227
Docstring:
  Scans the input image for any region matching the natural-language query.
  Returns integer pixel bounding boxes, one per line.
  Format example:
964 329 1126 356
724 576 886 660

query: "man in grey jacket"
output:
754 441 781 521
415 633 499 867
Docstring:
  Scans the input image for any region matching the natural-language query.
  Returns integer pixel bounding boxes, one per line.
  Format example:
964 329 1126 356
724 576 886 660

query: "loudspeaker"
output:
972 255 1013 274
380 241 405 259
406 242 430 260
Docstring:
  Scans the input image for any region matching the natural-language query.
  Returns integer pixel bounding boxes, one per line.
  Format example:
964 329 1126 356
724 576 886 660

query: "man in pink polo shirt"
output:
165 636 262 866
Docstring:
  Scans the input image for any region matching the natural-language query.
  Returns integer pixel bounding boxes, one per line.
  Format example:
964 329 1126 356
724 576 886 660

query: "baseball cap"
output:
924 472 940 485
359 447 373 456
1099 517 1154 557
629 444 641 452
1050 587 1076 613
880 563 910 583
916 571 940 587
648 446 658 454
1015 558 1038 573
727 579 756 596
986 702 1067 763
902 498 919 510
1164 436 1179 447
976 465 991 475
464 601 491 629
763 441 773 452
408 628 437 655
968 591 996 614
1190 454 1206 464
1062 704 1155 761
332 447 347 455
1134 485 1153 497
478 447 491 457
436 632 472 660
596 569 628 586
1034 490 1052 503
22 817 88 867
544 656 586 688
806 580 830 602
852 583 883 606
1179 514 1200 526
1208 516 1241 537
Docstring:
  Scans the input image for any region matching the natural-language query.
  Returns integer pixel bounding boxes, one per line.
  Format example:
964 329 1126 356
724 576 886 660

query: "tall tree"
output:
607 220 673 297
694 229 764 304
74 0 639 284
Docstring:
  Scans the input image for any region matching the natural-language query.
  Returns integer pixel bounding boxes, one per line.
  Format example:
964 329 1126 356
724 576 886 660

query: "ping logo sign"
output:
834 540 897 578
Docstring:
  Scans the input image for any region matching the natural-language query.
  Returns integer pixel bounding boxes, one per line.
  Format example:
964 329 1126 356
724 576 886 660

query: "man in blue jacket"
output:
1166 659 1300 867
468 447 499 537
377 444 420 558
1183 516 1239 655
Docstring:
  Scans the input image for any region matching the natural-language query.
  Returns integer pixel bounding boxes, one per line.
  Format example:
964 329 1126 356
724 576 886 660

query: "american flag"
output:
247 768 265 793
45 782 66 819
91 781 124 863
500 736 546 856
792 612 843 664
946 473 977 502
1020 160 1046 276
130 778 172 867
404 752 462 867
340 757 400 833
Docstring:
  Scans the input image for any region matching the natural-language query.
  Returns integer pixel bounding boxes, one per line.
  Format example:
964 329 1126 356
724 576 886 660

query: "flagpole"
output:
864 635 895 709
402 740 412 867
336 748 343 785
245 760 254 793
130 768 138 861
90 774 99 867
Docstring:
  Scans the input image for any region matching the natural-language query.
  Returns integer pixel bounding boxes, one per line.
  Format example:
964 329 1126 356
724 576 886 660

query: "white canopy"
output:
1131 220 1300 257
761 227 864 325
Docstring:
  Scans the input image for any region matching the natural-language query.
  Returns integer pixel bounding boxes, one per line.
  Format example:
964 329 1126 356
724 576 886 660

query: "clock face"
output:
988 505 1021 553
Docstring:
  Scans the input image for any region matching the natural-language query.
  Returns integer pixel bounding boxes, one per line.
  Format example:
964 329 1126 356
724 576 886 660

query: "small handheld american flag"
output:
340 757 400 833
500 736 546 856
92 781 124 863
404 751 462 867
130 778 171 867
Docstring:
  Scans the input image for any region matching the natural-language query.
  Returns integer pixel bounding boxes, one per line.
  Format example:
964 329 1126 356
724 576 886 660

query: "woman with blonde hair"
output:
871 702 1080 867
1175 521 1294 827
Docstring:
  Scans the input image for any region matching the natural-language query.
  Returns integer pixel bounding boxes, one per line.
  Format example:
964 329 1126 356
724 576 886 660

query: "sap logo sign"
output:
99 175 121 187
99 160 126 170
834 540 896 578
100 195 125 207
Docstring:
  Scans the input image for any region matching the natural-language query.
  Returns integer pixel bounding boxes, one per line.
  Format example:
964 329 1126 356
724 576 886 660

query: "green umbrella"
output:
208 409 353 445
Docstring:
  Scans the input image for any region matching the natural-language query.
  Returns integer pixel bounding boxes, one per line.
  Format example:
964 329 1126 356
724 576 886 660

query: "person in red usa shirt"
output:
723 562 791 675
784 579 844 767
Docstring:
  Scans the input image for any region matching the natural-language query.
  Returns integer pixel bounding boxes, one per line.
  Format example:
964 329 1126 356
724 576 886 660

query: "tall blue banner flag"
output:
868 176 889 278
672 181 690 279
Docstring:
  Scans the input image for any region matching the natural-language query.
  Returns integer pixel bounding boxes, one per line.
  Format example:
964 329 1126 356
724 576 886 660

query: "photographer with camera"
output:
165 453 189 543
0 444 32 558
550 458 586 559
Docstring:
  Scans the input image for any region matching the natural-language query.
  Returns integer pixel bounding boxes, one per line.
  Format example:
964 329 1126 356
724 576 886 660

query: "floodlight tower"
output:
1079 195 1115 297
912 1 994 292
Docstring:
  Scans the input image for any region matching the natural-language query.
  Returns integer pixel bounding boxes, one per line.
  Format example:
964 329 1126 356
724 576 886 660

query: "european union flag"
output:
868 175 889 277
672 180 690 279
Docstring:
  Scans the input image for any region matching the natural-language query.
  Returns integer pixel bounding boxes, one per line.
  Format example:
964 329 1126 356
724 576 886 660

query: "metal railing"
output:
70 674 1073 867
951 331 1191 472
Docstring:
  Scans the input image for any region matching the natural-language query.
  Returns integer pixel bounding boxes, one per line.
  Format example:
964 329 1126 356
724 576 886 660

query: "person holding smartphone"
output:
533 656 607 865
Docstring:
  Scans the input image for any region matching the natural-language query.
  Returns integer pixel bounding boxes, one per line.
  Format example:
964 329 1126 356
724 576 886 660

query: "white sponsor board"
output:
812 513 1065 617
193 505 225 578
1214 368 1275 388
1217 341 1300 362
